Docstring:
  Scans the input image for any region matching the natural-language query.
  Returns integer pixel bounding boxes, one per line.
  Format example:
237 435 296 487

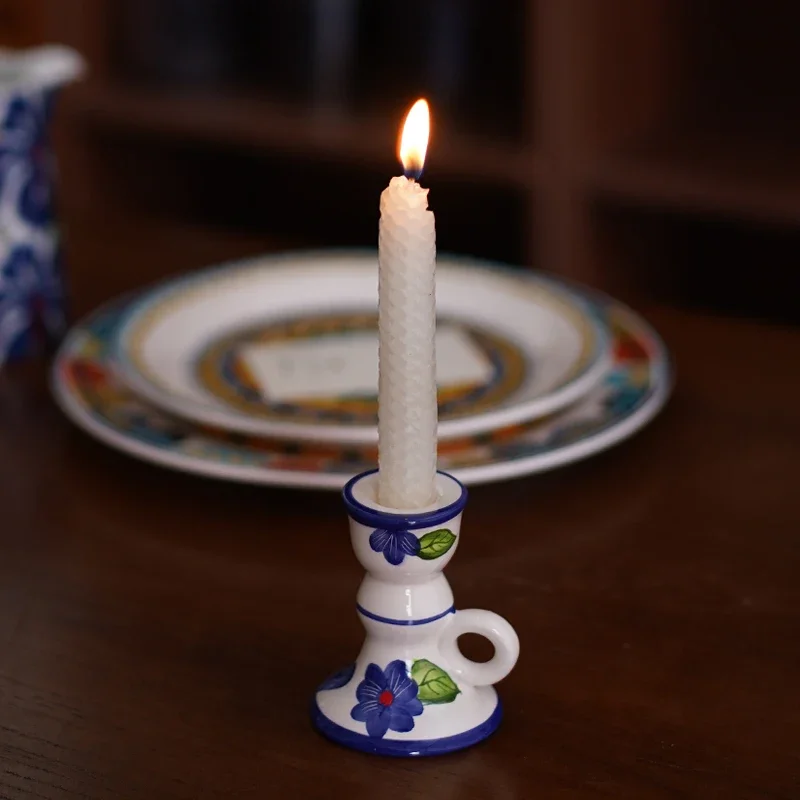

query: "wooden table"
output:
1 306 798 799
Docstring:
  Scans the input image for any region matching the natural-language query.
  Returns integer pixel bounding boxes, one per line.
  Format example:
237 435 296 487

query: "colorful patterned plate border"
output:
51 291 671 490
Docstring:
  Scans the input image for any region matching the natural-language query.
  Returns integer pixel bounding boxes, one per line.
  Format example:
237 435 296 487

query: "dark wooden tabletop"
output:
1 304 799 799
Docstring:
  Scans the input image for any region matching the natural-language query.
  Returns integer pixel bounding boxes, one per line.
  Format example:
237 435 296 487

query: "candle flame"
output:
398 98 430 180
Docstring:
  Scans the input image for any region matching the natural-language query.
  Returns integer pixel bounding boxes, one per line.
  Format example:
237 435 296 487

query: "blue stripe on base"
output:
311 699 503 757
356 604 456 626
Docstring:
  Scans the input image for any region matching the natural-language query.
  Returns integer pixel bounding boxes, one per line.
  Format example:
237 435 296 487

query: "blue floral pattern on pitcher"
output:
1 92 56 226
0 46 83 365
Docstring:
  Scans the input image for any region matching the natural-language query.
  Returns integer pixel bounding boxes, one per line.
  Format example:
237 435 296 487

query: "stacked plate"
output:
51 251 671 489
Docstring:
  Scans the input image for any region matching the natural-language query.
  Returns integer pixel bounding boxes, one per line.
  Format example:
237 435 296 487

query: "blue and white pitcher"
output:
0 45 84 367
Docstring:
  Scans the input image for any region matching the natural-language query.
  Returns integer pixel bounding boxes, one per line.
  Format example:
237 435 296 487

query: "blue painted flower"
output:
0 91 56 226
369 528 421 565
18 159 54 227
0 244 66 359
1 94 46 157
0 245 41 359
350 660 423 738
0 244 40 299
318 662 356 692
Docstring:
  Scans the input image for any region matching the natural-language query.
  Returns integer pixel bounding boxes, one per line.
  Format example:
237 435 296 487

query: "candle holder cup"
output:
311 468 519 757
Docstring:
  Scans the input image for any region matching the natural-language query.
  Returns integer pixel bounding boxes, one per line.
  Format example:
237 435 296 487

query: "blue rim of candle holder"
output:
311 698 502 757
342 469 468 530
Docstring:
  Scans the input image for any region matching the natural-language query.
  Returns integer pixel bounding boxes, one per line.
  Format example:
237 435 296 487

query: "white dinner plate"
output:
110 252 612 444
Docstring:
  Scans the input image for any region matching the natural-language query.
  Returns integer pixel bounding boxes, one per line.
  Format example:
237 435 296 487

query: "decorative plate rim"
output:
50 274 672 491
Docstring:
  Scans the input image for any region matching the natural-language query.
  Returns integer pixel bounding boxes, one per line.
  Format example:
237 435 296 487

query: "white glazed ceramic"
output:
312 470 519 756
51 290 671 489
110 251 611 444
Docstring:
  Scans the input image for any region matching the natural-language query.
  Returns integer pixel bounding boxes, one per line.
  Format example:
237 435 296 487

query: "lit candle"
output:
377 98 438 510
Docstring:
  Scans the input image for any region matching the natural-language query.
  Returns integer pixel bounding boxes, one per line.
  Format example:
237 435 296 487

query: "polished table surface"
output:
0 307 798 799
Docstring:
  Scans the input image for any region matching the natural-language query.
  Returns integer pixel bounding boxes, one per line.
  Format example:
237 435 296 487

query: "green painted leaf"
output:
417 529 456 560
412 659 460 704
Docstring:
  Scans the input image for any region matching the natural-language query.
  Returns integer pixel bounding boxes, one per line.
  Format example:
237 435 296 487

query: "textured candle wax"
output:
377 175 438 509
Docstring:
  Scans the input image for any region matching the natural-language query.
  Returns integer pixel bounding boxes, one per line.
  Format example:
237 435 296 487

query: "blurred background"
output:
4 0 799 323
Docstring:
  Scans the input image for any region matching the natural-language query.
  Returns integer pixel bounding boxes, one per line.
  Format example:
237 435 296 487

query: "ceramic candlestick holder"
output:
312 469 519 757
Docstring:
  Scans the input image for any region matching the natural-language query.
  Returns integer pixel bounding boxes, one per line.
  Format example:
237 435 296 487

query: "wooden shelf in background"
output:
587 127 800 226
42 0 800 307
70 82 537 189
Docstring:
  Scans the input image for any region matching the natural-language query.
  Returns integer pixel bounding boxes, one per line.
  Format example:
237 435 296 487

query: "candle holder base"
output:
311 688 502 757
312 469 519 757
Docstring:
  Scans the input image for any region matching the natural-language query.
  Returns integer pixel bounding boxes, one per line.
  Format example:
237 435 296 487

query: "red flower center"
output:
378 690 394 707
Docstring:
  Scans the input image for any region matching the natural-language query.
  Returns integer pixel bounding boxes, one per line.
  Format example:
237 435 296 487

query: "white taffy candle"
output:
377 99 438 509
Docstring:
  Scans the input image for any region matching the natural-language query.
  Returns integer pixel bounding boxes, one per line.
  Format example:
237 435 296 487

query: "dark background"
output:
1 5 799 798
4 0 799 323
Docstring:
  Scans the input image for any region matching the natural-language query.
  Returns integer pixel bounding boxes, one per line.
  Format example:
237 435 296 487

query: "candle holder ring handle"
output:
438 609 520 688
